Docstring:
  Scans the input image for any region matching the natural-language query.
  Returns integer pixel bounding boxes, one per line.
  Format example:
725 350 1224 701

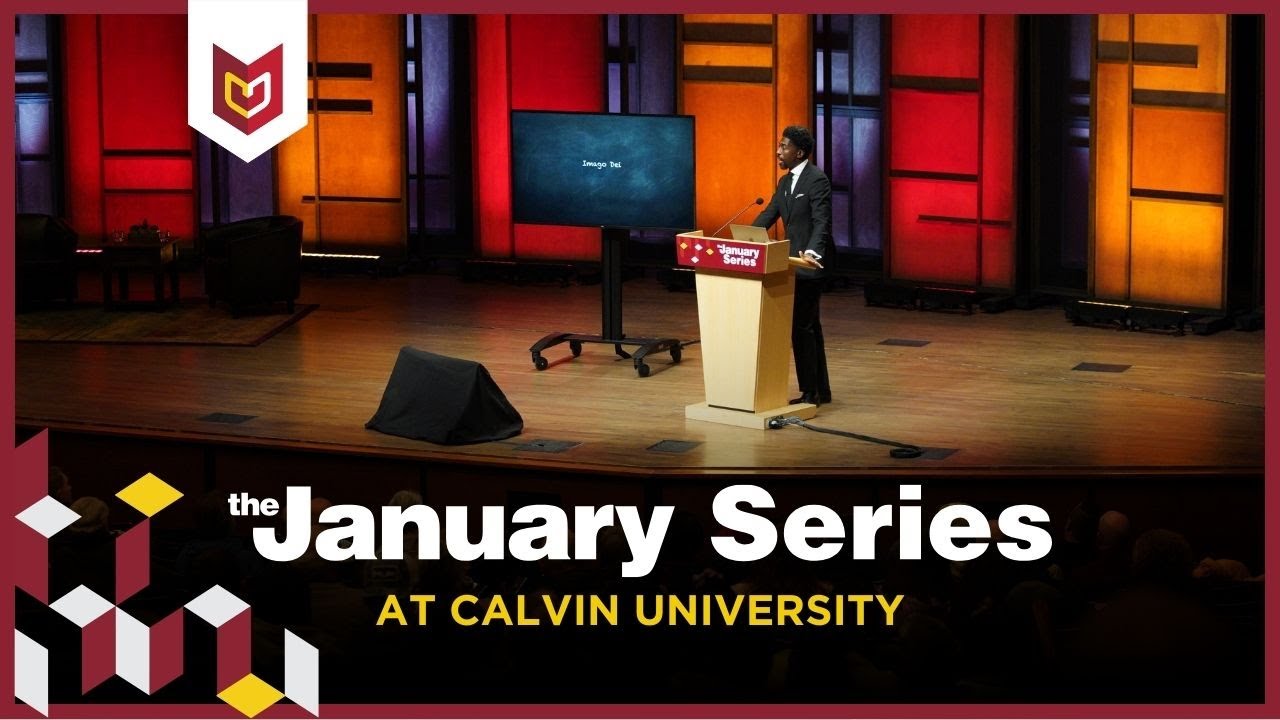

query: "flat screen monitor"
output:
510 111 695 231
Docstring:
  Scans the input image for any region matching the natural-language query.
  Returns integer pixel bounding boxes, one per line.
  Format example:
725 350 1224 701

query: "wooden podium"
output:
676 230 817 429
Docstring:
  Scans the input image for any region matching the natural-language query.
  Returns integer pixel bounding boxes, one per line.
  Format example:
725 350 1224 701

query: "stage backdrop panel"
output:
885 14 1017 290
276 14 407 257
472 15 604 261
679 14 812 238
63 15 195 247
1091 14 1228 311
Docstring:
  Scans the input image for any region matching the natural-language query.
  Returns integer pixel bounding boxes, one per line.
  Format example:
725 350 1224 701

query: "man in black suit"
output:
752 125 833 406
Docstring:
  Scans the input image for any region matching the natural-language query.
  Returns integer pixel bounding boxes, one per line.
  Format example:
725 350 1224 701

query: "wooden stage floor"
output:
16 271 1264 479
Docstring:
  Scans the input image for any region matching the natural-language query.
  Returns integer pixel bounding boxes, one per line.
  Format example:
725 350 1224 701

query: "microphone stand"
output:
710 197 764 238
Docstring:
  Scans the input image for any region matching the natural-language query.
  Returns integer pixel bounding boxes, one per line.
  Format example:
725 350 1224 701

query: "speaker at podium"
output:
675 228 818 429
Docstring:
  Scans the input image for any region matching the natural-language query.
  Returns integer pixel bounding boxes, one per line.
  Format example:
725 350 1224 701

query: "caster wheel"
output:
569 340 583 357
533 355 548 371
636 363 651 378
670 346 682 363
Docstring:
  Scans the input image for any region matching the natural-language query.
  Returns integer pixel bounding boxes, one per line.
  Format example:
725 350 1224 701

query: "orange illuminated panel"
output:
279 15 405 254
1098 14 1130 43
1129 199 1223 308
684 44 773 68
684 82 775 234
1093 62 1130 300
775 14 810 150
684 14 771 24
276 118 319 245
314 203 405 247
1131 106 1224 196
681 14 809 237
1132 14 1226 95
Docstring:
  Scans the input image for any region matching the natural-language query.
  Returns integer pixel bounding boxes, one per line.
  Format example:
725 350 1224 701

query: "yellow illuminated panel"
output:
1098 14 1130 43
1133 14 1226 95
1131 106 1225 196
1093 62 1130 300
1130 199 1223 308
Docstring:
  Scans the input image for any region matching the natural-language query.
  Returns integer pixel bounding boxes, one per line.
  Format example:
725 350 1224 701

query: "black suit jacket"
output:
752 161 833 279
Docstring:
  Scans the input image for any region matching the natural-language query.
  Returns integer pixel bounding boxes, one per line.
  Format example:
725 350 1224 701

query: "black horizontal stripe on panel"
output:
917 215 1013 228
309 62 373 79
890 75 979 92
605 47 638 64
1130 188 1224 204
15 83 49 95
682 23 773 44
815 95 883 113
1067 135 1091 148
683 66 772 84
1131 89 1226 110
1097 41 1130 62
103 188 194 194
1068 79 1091 95
18 154 52 162
1133 42 1198 67
15 59 47 74
308 99 373 113
102 148 193 158
889 170 979 183
300 195 401 204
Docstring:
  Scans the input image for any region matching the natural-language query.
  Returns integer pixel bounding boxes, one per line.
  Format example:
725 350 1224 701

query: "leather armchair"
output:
16 213 79 310
202 216 303 315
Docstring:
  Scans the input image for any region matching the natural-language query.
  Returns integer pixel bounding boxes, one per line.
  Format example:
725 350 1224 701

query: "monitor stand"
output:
529 227 683 377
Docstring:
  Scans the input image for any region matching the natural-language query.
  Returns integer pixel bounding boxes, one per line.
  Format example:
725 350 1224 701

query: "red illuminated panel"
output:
981 15 1016 223
63 15 104 238
510 15 604 259
104 195 195 242
61 15 194 243
510 16 604 111
473 15 514 258
99 16 190 152
889 178 978 284
474 16 605 260
891 15 979 79
888 15 1015 289
888 89 979 176
980 227 1014 290
104 159 194 191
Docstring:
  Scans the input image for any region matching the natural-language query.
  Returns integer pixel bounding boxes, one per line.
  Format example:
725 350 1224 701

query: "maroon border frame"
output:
3 2 1275 719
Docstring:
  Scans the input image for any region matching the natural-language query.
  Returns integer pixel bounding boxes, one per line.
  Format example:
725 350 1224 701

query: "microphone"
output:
710 197 764 238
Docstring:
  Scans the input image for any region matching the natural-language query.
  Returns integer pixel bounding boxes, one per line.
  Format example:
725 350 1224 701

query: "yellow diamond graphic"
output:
218 674 284 719
679 242 688 250
706 248 715 255
115 473 183 517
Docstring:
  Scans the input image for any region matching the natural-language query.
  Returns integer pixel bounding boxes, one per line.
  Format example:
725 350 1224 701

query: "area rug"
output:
16 302 317 346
